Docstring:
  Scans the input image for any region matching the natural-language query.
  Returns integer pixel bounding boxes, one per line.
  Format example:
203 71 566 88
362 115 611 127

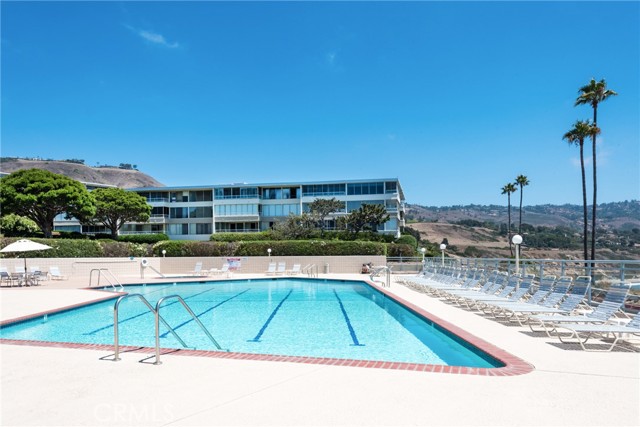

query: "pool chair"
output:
498 276 591 326
554 310 640 351
265 262 277 275
209 263 231 277
0 267 17 287
48 266 68 281
275 262 287 276
286 264 301 276
527 282 631 337
484 275 556 318
191 262 206 276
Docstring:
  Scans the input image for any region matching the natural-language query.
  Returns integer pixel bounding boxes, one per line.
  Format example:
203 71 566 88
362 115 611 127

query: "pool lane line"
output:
84 285 222 335
247 290 293 343
333 289 364 347
159 289 250 338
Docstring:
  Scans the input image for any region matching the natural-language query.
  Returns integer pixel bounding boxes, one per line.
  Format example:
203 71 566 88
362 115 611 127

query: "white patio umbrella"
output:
0 239 53 272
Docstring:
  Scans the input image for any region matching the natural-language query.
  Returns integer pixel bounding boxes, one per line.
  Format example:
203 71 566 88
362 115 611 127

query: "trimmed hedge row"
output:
0 237 414 258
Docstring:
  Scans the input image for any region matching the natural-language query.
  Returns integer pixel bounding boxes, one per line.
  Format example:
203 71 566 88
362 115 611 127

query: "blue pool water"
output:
0 278 502 367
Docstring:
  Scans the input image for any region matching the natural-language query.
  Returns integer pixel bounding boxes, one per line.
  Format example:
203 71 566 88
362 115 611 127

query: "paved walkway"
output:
1 274 639 426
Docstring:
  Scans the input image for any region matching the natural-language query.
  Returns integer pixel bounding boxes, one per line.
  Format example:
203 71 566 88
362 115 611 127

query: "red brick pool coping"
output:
0 279 534 376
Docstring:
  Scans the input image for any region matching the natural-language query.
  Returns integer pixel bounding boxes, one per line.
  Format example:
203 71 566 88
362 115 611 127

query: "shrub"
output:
118 234 169 244
0 214 40 237
395 234 417 248
210 232 273 242
152 241 238 257
386 244 415 257
234 240 386 256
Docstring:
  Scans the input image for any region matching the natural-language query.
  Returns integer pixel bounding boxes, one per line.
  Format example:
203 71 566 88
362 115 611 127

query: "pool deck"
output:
1 274 639 426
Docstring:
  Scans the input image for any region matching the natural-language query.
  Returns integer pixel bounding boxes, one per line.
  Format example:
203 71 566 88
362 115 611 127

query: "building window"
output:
170 207 189 219
346 200 384 212
214 204 258 216
189 190 213 202
301 184 345 197
347 182 384 196
214 187 258 199
190 223 212 235
385 181 397 193
189 207 213 218
261 204 300 216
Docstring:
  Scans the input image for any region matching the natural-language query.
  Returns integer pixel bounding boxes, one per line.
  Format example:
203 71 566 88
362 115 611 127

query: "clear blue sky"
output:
2 1 638 207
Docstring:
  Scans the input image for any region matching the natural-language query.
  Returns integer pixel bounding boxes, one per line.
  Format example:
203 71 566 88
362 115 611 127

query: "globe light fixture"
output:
267 248 272 259
512 234 523 288
439 243 447 267
162 249 166 258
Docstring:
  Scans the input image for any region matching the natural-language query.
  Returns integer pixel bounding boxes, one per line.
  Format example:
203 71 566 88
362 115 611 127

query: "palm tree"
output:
575 78 617 260
501 183 517 256
515 175 529 234
563 120 600 262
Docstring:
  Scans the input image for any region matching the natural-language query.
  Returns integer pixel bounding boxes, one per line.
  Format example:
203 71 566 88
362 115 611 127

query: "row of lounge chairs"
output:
191 262 233 277
0 266 67 287
401 267 640 352
265 262 301 276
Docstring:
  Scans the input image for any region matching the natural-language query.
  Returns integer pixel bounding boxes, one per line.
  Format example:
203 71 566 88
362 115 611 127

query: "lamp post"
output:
439 243 447 267
420 247 426 263
267 248 272 259
162 249 166 258
512 234 523 288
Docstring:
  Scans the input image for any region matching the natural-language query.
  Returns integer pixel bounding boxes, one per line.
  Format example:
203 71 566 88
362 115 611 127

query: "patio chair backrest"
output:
601 283 630 306
626 312 640 330
569 276 592 298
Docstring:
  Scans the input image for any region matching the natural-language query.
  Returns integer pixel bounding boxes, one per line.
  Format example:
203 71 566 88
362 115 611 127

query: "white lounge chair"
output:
555 311 640 351
209 263 230 277
191 262 206 276
48 266 68 281
286 264 301 276
275 262 286 276
0 267 17 287
265 262 277 275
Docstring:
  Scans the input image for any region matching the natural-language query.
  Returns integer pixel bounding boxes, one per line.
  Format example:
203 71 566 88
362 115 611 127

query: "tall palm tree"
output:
563 120 600 262
501 183 517 256
575 78 617 260
515 175 529 234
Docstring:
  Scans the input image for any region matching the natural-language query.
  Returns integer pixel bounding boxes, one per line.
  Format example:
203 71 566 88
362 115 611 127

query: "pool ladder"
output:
303 264 318 278
370 266 392 288
89 268 123 291
113 293 225 365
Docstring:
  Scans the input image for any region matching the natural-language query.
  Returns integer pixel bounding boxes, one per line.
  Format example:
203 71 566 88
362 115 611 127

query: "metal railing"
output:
302 264 318 278
113 293 225 365
154 295 223 364
370 265 392 287
89 268 123 290
113 294 188 362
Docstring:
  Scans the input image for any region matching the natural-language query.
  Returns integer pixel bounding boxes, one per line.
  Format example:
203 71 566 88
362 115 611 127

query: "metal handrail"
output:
370 265 392 287
89 268 123 290
302 264 318 278
113 294 187 362
154 295 223 365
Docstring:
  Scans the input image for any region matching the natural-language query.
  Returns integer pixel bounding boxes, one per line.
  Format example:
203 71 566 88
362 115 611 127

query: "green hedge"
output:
118 234 169 244
395 234 417 248
386 244 416 257
210 232 273 242
0 237 390 257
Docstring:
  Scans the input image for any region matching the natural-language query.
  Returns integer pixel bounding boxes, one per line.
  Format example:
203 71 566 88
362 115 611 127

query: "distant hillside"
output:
405 201 640 232
0 158 164 188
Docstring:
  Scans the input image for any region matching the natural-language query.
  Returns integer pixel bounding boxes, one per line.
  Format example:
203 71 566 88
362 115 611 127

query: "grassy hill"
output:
0 158 164 188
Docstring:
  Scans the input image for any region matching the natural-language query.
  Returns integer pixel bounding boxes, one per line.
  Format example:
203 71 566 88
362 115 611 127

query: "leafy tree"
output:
90 187 151 239
271 213 315 240
501 182 517 256
0 214 40 237
0 169 95 238
563 120 600 261
575 78 617 260
308 198 345 235
515 175 530 234
346 204 390 234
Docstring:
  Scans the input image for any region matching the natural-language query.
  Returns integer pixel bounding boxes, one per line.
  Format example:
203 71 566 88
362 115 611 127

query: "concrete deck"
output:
1 274 639 426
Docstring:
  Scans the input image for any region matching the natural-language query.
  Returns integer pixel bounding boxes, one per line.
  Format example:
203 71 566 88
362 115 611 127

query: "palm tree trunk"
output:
508 194 513 256
591 106 598 261
518 186 523 234
580 144 588 262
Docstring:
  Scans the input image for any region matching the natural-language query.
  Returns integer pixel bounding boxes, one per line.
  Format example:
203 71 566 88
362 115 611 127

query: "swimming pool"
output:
0 278 503 368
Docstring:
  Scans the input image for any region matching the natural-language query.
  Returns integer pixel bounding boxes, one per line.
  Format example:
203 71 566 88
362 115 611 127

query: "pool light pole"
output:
267 248 272 259
439 243 447 267
162 249 166 258
420 247 426 263
512 234 523 288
